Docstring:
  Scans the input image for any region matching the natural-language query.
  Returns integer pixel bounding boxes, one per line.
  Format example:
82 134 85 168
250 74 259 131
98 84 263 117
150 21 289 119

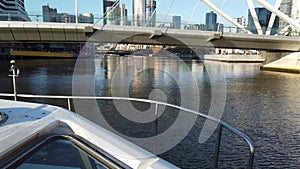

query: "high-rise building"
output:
103 0 119 25
233 16 246 33
205 11 217 31
43 4 94 24
248 7 279 35
133 0 146 26
279 0 300 29
290 0 300 22
172 16 181 29
57 13 75 23
43 5 58 22
279 0 292 29
0 0 30 21
146 0 156 27
120 4 128 26
106 6 120 25
79 13 94 24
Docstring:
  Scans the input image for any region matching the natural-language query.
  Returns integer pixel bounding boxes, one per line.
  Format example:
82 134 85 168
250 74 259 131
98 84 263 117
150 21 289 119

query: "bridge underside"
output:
0 22 92 42
210 33 300 52
0 22 300 52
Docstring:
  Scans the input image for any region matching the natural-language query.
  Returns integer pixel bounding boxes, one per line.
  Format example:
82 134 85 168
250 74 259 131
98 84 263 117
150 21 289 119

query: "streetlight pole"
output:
75 0 78 23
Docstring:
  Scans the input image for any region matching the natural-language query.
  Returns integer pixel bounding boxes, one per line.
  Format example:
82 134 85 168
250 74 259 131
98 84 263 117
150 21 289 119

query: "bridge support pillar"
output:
262 51 293 64
261 52 300 73
150 30 162 39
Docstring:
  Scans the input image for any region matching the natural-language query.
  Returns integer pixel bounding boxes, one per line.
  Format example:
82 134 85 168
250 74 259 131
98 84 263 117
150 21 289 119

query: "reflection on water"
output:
0 57 299 168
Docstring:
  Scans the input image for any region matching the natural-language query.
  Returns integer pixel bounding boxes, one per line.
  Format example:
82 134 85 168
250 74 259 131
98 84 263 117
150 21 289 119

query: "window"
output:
14 138 110 169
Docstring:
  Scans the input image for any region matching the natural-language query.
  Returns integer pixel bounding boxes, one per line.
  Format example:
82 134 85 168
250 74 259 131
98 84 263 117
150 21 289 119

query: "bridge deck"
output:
0 21 300 52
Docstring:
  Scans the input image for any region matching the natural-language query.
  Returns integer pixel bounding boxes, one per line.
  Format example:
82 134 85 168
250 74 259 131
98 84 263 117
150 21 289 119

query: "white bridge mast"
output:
201 0 300 34
255 0 300 31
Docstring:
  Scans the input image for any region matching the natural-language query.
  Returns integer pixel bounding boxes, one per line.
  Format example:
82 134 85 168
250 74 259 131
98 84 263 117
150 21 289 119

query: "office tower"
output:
279 0 300 29
172 16 181 29
146 0 156 27
103 0 119 25
57 13 76 23
290 0 300 22
235 16 246 26
0 0 30 21
43 4 58 22
43 5 74 23
205 11 217 31
79 13 94 24
233 16 246 33
279 0 292 29
120 4 128 26
248 7 279 35
43 4 94 24
133 0 146 26
106 6 120 25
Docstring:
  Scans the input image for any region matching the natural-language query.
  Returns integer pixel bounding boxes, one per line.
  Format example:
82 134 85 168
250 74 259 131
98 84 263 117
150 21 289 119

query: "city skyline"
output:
24 0 278 25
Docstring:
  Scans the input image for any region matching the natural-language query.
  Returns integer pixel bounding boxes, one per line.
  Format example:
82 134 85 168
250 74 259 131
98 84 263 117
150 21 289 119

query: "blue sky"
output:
25 0 276 24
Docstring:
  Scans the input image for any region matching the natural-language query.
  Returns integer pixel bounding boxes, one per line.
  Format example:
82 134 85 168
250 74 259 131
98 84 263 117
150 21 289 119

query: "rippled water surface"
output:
0 57 299 168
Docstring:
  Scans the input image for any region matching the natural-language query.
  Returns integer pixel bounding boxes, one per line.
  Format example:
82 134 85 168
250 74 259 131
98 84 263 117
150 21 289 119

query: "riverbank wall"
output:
204 54 265 62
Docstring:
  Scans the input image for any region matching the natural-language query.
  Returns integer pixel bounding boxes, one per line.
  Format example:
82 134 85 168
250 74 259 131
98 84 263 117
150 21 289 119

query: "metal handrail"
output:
0 93 254 168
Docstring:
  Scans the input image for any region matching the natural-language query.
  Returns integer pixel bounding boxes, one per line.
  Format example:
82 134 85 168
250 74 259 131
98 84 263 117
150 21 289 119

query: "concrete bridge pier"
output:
261 51 293 64
261 51 300 73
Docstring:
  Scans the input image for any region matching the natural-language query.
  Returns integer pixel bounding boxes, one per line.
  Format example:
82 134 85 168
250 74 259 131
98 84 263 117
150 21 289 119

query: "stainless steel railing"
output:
0 93 255 168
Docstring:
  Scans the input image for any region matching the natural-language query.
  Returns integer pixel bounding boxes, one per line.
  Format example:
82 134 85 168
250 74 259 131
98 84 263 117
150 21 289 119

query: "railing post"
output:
247 146 255 169
9 60 20 101
154 103 159 154
154 103 158 136
67 98 72 111
213 125 223 169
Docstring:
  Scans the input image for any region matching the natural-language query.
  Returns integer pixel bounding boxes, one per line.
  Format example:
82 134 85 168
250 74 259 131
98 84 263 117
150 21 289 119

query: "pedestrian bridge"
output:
0 21 300 52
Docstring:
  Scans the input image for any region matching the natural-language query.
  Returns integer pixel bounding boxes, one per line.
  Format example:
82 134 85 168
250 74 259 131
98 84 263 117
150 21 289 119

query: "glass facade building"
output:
205 11 217 31
0 0 30 21
146 0 156 27
103 0 119 25
172 16 181 29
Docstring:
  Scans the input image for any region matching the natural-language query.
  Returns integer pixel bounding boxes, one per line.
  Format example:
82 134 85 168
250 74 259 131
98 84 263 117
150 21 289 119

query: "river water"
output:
0 56 299 168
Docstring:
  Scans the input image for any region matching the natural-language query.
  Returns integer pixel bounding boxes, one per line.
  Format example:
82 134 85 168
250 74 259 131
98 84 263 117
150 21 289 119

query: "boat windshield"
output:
15 138 109 169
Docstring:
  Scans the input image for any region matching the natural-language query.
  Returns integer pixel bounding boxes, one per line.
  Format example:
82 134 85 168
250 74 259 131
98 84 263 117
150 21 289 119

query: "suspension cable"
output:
188 0 200 25
161 0 175 28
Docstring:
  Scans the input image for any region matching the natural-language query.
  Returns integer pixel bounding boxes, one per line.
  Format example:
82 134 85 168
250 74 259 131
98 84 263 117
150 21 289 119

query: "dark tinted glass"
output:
16 139 108 169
